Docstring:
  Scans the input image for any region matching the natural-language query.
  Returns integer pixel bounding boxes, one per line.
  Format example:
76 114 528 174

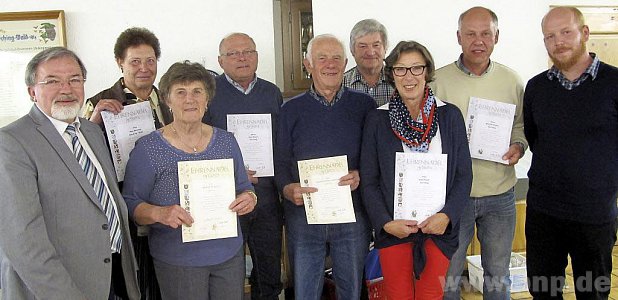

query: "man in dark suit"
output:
0 47 140 299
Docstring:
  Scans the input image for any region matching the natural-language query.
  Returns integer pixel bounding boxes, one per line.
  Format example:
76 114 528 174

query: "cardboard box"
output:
467 252 528 293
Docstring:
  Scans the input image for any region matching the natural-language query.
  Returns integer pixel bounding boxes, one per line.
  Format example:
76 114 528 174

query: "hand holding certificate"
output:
101 101 156 181
394 152 447 224
297 155 357 224
178 159 238 243
465 97 516 164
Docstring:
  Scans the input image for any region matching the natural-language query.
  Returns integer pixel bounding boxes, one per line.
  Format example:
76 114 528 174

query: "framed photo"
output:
0 10 66 127
0 10 66 50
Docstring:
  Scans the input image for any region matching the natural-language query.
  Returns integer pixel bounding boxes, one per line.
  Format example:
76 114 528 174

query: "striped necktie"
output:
66 124 122 252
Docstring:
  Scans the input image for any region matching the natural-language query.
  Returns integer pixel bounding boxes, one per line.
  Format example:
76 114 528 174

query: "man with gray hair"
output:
275 34 375 299
343 19 394 107
430 6 527 299
0 47 140 299
202 32 284 300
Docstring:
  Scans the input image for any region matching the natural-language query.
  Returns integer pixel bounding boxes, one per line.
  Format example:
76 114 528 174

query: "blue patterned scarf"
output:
389 86 439 152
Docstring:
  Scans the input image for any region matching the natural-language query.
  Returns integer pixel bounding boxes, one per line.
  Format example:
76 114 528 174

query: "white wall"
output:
2 0 615 99
0 0 277 99
312 0 617 178
312 0 617 84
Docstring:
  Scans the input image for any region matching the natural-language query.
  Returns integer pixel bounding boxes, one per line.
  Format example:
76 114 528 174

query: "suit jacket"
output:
0 105 140 300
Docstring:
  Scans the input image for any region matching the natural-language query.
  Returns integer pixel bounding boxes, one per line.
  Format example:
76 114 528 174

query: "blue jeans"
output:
444 188 516 300
284 201 371 300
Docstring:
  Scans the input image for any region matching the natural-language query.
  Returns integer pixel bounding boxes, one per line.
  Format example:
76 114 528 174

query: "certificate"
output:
102 101 156 181
226 114 274 177
465 97 516 164
178 159 237 242
394 152 447 223
298 155 356 224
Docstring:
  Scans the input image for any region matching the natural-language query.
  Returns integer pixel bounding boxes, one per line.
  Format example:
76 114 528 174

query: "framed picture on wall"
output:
0 10 66 128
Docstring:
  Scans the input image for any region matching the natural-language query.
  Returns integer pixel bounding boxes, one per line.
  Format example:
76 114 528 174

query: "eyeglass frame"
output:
392 65 426 77
220 50 258 59
36 76 86 89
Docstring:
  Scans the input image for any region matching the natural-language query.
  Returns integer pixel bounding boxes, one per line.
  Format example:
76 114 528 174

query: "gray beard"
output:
51 103 80 122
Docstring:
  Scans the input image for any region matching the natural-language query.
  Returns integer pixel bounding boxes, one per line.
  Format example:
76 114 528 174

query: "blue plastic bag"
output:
364 248 383 280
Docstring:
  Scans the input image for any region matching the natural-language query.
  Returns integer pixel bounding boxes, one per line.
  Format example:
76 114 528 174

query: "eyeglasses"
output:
221 50 257 59
36 77 86 89
392 66 426 77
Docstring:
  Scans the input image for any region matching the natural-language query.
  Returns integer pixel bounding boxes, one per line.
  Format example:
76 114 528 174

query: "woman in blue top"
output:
123 61 257 300
360 41 472 299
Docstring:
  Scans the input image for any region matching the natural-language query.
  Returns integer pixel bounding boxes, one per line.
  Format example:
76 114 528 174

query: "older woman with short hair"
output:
360 41 472 299
123 61 256 300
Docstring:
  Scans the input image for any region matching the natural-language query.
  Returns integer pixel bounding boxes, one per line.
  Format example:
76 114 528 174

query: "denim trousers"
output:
526 208 617 300
284 201 371 300
444 188 516 300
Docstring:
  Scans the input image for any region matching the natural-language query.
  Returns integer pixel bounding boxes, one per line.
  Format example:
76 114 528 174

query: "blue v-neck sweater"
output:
203 75 283 134
274 88 376 207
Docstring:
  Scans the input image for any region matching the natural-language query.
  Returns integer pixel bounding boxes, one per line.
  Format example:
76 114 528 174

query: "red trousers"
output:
379 239 450 300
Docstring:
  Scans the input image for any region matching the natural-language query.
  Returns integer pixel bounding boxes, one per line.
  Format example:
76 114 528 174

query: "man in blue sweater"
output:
275 34 376 299
524 7 618 299
202 32 284 300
